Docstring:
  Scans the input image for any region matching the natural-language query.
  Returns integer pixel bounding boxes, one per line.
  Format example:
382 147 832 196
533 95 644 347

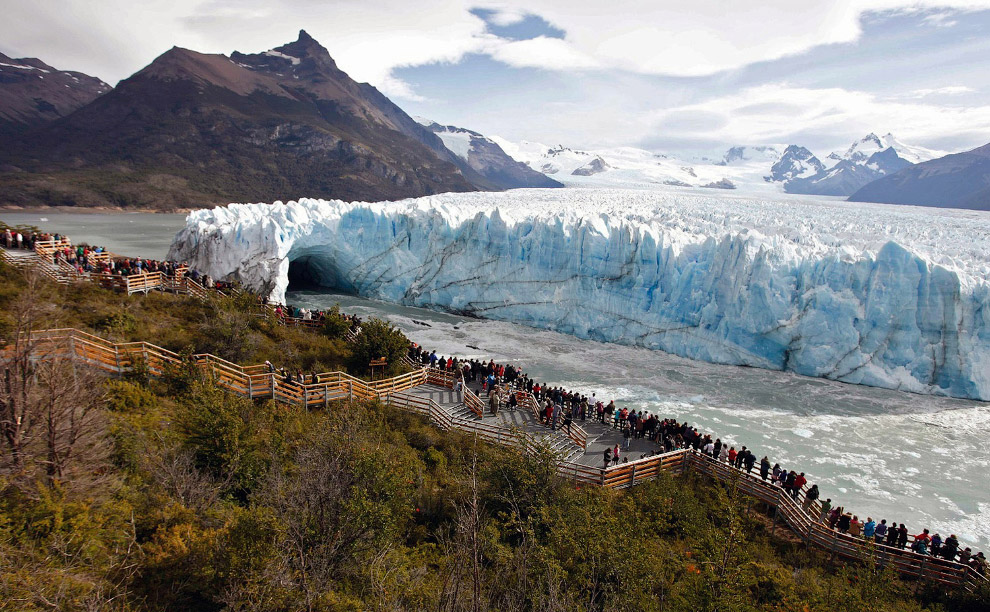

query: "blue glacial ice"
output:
167 189 990 400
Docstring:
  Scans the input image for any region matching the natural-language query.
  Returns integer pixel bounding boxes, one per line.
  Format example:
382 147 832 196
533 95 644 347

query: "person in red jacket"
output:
792 472 807 499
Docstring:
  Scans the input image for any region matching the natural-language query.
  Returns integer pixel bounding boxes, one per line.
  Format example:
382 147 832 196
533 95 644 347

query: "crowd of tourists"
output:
404 342 987 575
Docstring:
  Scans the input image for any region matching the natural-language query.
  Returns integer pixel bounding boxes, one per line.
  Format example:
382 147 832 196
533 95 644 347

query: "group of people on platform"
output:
1 228 60 250
271 303 363 332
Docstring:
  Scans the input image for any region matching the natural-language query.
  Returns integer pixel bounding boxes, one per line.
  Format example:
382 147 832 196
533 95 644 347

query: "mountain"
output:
0 31 479 210
571 156 610 176
415 118 562 189
767 145 824 182
848 142 990 210
490 139 784 193
781 133 939 196
0 52 110 133
720 145 781 166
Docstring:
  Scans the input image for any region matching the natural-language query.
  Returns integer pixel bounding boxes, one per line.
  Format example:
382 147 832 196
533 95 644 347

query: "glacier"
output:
167 189 990 400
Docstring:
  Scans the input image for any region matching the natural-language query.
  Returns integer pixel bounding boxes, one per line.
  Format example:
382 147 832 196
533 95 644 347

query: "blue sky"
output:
4 1 990 156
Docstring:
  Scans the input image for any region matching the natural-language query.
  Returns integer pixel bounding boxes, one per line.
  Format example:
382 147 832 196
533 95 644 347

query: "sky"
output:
3 1 990 156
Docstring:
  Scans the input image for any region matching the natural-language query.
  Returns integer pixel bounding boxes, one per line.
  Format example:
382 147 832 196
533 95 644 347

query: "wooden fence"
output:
4 327 987 592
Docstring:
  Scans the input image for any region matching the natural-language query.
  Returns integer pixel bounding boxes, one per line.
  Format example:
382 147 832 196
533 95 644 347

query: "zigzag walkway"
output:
3 249 986 592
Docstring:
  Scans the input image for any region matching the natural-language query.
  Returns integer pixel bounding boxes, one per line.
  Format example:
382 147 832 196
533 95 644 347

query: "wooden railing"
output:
680 450 985 591
5 327 986 591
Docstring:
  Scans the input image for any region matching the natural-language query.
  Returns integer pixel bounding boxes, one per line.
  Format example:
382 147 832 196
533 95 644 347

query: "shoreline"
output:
0 205 197 215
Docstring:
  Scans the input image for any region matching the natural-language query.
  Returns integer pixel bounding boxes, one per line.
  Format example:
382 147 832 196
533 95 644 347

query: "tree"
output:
349 318 408 375
0 272 107 486
319 304 351 340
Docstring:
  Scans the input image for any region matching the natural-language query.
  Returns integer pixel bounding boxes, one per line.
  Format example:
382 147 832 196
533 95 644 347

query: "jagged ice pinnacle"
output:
168 189 990 400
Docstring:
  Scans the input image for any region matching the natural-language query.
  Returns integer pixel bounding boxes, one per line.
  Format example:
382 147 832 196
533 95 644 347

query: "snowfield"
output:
168 189 990 400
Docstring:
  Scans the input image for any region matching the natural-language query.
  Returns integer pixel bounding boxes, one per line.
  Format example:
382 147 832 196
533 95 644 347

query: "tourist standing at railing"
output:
819 498 832 523
942 534 959 560
874 518 887 542
863 517 876 540
897 524 909 549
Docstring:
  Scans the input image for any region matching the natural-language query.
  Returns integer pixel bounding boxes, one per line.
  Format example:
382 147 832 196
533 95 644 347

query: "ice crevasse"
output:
167 189 990 400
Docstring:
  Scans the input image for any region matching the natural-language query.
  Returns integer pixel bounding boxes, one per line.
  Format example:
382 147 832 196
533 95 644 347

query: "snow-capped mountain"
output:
828 132 943 167
768 146 825 182
781 133 945 196
719 145 782 165
488 138 781 193
415 118 561 189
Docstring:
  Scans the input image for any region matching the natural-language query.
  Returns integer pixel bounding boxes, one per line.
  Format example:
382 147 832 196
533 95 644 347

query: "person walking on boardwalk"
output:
603 448 612 469
792 472 807 499
551 402 562 431
489 389 499 416
819 498 831 523
744 450 756 474
622 426 631 451
563 407 573 436
803 484 819 512
612 445 620 466
718 444 728 463
760 456 770 480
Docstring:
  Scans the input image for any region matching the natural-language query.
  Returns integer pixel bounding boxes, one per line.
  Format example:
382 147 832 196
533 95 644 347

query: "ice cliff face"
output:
168 189 990 400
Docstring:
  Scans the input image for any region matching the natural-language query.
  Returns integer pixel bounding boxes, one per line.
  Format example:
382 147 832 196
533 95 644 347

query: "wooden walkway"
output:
2 240 986 592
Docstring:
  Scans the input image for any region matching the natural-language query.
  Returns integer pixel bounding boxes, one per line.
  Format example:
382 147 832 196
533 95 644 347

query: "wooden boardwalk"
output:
2 239 986 592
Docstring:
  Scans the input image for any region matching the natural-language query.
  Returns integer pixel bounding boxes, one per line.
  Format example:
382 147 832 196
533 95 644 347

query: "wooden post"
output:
303 386 308 411
630 465 636 486
771 505 779 535
247 374 253 399
270 374 276 398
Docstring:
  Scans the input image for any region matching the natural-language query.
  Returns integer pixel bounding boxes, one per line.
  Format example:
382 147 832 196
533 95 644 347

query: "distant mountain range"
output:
0 35 985 210
0 31 552 210
490 132 990 208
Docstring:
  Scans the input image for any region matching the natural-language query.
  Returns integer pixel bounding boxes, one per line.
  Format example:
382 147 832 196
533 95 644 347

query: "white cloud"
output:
923 11 960 26
905 85 975 98
484 36 601 71
482 7 528 27
647 83 990 153
6 0 990 86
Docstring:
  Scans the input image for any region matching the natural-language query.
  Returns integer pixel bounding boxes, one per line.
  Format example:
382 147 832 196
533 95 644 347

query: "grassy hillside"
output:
0 262 987 611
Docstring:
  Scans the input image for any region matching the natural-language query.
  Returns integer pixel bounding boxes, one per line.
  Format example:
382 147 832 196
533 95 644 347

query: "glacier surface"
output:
167 189 990 400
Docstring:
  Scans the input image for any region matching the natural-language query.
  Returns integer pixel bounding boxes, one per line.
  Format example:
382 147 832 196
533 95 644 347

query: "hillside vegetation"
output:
0 262 987 611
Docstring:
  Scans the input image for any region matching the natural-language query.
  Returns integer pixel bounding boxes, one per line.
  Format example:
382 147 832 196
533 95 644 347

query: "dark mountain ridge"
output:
0 52 110 133
848 142 990 210
0 31 483 210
